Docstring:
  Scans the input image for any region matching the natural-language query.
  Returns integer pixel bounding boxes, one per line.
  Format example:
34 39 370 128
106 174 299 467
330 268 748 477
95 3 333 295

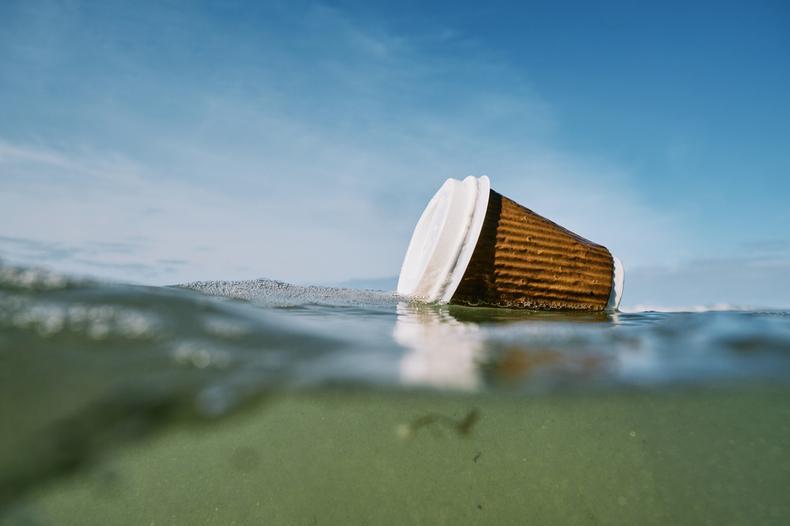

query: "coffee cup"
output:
397 176 624 311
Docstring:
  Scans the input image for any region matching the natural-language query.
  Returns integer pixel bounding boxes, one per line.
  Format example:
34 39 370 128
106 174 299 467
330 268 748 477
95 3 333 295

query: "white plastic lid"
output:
397 176 491 303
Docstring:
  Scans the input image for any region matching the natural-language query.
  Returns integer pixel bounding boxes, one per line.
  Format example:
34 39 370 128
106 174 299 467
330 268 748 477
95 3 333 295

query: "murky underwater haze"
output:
1 264 790 524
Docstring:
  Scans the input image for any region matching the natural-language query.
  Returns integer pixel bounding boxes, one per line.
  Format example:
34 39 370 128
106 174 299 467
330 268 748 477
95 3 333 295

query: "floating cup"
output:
397 176 624 311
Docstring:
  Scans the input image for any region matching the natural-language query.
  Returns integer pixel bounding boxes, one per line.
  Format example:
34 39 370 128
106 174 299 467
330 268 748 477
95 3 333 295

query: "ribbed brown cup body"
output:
451 191 614 311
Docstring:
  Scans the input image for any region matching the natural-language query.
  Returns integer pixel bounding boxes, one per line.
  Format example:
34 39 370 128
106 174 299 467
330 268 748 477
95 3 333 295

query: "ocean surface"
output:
2 262 790 525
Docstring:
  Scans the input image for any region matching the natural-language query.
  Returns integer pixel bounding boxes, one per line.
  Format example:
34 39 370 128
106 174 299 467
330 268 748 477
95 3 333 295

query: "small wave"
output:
180 278 398 308
620 303 752 313
0 263 86 291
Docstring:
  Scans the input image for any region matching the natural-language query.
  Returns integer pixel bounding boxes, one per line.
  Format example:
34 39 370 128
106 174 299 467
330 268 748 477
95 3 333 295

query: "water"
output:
1 263 790 524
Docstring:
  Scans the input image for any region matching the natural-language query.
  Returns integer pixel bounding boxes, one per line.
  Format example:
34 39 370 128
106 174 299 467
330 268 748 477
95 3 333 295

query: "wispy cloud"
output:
1 2 693 287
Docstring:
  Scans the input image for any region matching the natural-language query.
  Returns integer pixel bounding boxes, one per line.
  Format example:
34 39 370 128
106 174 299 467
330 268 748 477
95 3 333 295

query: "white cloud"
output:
0 3 693 288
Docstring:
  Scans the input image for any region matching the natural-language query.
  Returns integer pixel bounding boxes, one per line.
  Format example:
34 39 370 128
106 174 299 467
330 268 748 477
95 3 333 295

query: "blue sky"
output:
1 0 788 308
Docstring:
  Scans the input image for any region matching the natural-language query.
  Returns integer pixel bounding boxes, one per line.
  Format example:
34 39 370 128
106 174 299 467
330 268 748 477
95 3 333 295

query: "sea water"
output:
1 264 789 525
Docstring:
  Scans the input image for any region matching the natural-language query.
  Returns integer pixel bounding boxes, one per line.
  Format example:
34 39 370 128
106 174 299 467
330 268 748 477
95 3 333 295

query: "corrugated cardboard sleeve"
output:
451 190 614 311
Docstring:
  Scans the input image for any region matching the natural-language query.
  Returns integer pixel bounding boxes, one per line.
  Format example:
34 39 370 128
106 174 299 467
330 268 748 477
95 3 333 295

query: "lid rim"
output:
397 176 491 302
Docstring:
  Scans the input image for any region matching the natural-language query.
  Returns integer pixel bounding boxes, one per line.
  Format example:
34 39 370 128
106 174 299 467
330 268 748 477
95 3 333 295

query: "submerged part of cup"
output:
398 176 624 311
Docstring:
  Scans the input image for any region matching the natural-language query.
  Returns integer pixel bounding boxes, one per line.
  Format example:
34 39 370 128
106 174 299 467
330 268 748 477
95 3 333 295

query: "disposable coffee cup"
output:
397 176 624 311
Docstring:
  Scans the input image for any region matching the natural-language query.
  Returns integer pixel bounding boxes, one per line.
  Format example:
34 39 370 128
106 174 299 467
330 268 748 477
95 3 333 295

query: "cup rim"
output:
397 175 491 302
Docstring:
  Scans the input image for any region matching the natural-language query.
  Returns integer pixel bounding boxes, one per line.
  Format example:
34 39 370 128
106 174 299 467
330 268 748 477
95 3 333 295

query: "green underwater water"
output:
15 386 790 526
2 264 790 524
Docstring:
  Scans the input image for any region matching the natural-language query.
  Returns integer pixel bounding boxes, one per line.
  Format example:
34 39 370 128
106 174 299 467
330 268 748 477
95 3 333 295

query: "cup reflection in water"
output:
393 303 485 391
397 176 624 311
393 303 617 392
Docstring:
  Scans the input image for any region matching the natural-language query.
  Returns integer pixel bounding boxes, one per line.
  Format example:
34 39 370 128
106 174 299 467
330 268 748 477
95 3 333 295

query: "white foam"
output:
619 303 748 313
